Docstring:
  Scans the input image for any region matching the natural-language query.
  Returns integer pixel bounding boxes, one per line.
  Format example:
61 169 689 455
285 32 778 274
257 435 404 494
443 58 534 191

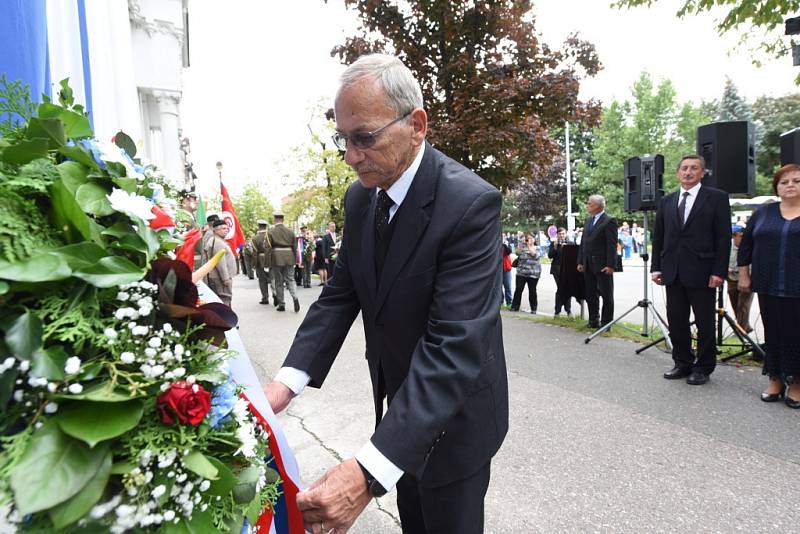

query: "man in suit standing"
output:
263 54 508 534
548 227 572 316
652 155 731 385
577 195 618 328
323 221 338 280
268 213 299 313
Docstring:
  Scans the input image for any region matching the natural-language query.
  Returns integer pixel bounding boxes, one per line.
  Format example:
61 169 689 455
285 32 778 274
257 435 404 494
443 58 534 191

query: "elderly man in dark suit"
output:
577 195 618 328
651 154 731 385
263 54 508 534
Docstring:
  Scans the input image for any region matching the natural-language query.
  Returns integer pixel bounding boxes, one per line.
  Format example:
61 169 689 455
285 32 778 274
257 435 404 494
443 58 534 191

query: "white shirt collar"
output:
680 182 702 197
593 210 604 221
379 142 425 211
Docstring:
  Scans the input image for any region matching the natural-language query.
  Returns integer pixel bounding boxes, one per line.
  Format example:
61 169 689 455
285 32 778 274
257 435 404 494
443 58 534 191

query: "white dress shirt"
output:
677 182 702 224
273 143 426 492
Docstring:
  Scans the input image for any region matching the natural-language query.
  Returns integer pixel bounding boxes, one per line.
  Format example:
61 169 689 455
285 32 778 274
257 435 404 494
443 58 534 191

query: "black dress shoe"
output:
761 389 785 402
587 322 600 329
663 367 691 380
686 371 709 385
786 393 800 409
293 298 300 312
259 300 269 305
276 305 285 312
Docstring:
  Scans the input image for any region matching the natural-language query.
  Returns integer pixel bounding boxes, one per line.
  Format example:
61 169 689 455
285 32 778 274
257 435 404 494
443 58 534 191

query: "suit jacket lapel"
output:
374 144 436 314
361 192 377 301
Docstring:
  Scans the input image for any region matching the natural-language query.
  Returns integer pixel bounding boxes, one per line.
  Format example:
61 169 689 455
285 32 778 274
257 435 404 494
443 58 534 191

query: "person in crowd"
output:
511 232 541 313
242 236 255 280
323 221 338 280
202 219 236 307
726 224 753 332
620 228 633 259
262 54 508 534
577 194 618 329
296 226 314 288
549 226 572 316
501 241 513 308
268 213 299 312
251 220 274 305
652 154 731 386
738 164 800 408
313 232 328 286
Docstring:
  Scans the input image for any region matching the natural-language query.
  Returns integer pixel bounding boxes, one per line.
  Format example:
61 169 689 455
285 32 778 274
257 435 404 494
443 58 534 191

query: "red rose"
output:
157 381 211 426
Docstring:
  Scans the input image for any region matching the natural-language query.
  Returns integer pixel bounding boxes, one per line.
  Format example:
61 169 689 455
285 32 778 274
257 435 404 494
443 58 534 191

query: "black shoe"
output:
276 305 285 312
761 389 785 402
785 395 800 409
293 298 300 312
686 371 709 385
530 310 537 315
663 367 691 380
509 307 519 312
259 299 269 304
587 321 600 329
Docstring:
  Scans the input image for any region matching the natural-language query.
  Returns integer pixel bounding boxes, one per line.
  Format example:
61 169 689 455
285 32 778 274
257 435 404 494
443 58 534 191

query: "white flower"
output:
68 383 84 394
163 510 175 522
160 350 173 361
116 291 130 301
172 367 186 378
132 325 149 336
104 328 118 340
44 402 58 414
19 360 30 372
186 375 196 384
176 473 187 483
0 357 15 373
47 382 57 393
198 480 211 492
151 485 166 499
27 376 48 388
157 449 177 468
162 323 173 334
64 356 82 375
174 344 184 356
107 188 154 221
120 352 136 364
12 390 23 402
235 421 258 457
144 347 157 358
147 337 162 349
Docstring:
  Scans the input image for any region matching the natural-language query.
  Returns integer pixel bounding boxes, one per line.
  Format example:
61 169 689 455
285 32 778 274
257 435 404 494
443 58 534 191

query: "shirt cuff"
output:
355 441 404 492
274 367 311 395
651 271 662 276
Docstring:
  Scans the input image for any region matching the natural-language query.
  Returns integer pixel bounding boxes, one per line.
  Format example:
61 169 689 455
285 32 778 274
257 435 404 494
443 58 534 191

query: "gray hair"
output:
338 54 423 115
588 194 606 209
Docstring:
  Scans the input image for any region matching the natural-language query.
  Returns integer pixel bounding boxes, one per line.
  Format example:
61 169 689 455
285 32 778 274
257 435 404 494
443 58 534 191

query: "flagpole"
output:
216 161 223 208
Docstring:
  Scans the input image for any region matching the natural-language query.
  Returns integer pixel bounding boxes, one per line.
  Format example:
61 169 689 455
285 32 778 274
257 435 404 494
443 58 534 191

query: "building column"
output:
154 90 183 184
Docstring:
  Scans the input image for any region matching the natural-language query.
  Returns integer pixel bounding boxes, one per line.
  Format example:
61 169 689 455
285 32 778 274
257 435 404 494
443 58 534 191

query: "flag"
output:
220 183 245 257
196 195 207 227
149 204 175 231
175 227 202 270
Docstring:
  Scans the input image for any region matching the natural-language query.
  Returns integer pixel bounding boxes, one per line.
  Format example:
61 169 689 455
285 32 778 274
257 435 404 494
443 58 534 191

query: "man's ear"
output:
410 108 427 146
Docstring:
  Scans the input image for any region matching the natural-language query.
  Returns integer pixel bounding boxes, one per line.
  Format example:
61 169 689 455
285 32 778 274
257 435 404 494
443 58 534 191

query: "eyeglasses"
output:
331 111 412 151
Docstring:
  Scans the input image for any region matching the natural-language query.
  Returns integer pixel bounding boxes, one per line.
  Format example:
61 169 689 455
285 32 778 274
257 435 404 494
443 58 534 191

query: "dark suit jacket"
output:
651 186 731 288
577 213 618 273
322 233 336 260
283 143 509 488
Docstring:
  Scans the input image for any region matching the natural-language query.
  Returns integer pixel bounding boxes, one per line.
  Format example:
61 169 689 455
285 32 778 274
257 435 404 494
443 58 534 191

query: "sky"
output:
181 0 799 206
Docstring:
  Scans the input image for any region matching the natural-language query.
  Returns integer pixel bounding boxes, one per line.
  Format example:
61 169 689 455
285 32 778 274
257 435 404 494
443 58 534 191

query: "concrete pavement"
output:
234 274 799 533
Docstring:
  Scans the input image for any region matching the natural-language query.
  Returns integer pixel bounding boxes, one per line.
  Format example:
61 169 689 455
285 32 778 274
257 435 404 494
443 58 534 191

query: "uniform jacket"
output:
268 224 297 267
651 186 731 288
282 143 509 488
252 230 273 269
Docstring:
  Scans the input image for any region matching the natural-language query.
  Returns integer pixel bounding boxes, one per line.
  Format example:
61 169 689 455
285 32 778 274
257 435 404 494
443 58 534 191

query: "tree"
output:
752 93 800 176
716 78 752 122
233 184 274 237
576 72 713 218
331 0 602 191
507 158 567 229
613 0 800 67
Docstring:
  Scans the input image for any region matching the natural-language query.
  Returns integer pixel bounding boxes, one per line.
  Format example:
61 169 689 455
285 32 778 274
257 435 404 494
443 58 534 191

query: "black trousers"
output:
666 281 716 374
397 461 491 534
511 275 538 311
583 269 614 325
553 274 571 314
758 293 800 383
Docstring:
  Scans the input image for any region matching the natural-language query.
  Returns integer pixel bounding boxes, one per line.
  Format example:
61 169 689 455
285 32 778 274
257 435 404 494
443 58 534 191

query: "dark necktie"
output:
588 215 597 234
375 190 393 242
678 191 690 227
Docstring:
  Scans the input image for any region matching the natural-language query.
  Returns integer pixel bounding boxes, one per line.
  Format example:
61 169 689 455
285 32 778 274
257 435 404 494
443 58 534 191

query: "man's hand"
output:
296 459 372 534
263 381 294 414
576 264 584 273
651 273 664 285
601 266 614 275
708 275 724 289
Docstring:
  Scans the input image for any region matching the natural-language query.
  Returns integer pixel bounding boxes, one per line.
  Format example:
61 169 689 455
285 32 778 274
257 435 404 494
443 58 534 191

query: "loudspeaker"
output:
696 121 755 196
780 127 800 165
624 155 664 212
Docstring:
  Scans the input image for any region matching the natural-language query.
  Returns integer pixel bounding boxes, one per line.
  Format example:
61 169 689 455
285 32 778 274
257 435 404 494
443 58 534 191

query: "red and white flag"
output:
220 182 246 256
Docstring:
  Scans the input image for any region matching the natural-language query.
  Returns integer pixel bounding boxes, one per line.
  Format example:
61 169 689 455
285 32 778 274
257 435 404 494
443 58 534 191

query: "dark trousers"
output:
583 269 614 325
511 275 538 311
553 274 571 314
397 461 491 534
301 259 312 287
666 281 716 374
255 267 271 302
758 293 800 383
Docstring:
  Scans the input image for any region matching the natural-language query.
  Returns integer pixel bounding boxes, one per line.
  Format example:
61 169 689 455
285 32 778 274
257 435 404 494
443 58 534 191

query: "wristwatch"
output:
356 460 388 497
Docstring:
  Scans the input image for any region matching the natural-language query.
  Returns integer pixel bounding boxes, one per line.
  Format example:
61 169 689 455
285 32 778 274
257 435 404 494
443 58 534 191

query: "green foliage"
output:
716 78 752 122
233 183 274 236
575 72 713 217
0 75 37 139
753 93 800 176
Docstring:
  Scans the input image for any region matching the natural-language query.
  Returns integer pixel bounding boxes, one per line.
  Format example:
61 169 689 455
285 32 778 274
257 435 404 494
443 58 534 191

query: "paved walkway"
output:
234 275 798 533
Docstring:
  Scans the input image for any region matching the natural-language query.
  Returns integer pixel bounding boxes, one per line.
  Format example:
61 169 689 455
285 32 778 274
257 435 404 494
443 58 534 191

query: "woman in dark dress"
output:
313 234 328 285
738 164 800 408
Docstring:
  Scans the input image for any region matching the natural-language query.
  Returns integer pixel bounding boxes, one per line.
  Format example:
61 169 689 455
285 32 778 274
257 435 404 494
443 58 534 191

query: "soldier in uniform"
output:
252 219 274 305
268 213 299 312
202 219 237 307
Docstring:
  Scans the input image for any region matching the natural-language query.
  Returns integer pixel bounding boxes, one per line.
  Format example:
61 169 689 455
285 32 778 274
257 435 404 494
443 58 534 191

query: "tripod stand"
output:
584 211 672 351
714 286 765 362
